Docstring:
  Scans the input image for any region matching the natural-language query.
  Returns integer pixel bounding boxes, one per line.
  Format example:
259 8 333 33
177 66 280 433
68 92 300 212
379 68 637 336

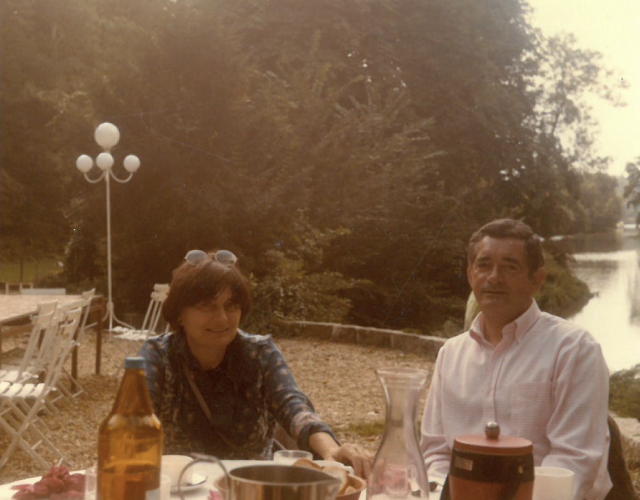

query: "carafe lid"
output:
453 422 533 456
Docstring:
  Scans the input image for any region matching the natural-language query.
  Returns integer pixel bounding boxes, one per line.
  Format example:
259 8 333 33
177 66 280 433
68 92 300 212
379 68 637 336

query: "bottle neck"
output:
111 367 154 415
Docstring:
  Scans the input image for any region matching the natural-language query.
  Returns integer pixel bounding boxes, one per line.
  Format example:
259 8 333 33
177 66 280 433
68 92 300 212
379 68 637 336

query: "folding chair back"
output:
45 310 82 391
139 284 170 335
0 301 58 384
56 293 95 400
34 302 80 373
77 288 96 340
109 284 170 368
58 291 94 346
112 284 170 341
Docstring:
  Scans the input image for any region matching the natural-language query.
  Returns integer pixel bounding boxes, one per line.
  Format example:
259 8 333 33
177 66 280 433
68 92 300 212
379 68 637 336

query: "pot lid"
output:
453 422 533 456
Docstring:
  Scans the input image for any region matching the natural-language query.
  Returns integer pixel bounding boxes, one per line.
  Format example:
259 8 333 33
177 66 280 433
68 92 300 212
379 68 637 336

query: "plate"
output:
170 473 207 493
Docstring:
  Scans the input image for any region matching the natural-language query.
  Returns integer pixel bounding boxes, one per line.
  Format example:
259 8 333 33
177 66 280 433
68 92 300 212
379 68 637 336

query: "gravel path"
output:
0 330 432 484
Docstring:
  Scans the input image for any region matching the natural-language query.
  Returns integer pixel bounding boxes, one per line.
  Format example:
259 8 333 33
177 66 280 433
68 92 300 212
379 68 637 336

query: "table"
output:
0 460 442 500
0 294 105 376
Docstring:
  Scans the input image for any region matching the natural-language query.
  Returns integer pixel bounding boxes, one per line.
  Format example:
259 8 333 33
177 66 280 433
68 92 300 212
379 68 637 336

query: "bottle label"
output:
146 487 160 500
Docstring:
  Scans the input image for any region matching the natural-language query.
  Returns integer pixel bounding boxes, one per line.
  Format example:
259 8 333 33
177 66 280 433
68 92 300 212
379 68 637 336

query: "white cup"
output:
533 466 574 500
273 450 313 465
160 474 171 500
162 455 194 486
84 465 97 500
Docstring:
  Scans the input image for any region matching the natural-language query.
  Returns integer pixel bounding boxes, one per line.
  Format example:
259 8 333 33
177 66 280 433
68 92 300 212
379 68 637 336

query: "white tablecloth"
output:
0 460 441 500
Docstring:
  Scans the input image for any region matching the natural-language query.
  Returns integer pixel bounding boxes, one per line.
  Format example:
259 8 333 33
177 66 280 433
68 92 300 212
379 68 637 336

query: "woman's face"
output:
179 287 241 355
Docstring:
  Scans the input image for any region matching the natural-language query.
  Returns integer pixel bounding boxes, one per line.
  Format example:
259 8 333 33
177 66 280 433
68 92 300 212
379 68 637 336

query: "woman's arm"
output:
260 338 373 477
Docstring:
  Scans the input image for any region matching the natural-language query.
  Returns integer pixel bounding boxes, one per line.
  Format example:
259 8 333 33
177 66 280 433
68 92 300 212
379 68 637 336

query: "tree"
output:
526 33 627 171
1 0 615 332
575 171 623 232
624 159 640 227
0 0 120 271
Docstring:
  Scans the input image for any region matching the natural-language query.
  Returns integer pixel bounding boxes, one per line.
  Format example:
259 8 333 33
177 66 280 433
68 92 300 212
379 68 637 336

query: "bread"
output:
292 459 359 496
292 458 322 470
322 466 349 494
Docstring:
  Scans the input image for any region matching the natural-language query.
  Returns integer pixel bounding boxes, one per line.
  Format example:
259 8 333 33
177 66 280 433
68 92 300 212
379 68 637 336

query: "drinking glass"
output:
273 450 313 465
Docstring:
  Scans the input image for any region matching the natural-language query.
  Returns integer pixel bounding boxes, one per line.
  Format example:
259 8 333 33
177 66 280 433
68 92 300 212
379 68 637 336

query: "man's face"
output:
467 236 546 328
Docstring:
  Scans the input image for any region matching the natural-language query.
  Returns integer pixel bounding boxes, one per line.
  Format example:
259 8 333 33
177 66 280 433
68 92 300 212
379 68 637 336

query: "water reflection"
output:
564 228 640 372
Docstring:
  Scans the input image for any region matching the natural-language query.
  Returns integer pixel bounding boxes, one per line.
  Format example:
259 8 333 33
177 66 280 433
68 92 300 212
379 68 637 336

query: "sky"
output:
527 0 640 176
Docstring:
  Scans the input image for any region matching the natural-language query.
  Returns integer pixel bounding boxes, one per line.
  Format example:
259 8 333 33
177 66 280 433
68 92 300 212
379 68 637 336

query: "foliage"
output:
0 259 61 284
624 159 640 227
0 0 624 331
536 250 591 319
526 33 627 171
245 213 365 333
574 171 623 233
609 364 640 421
0 0 107 262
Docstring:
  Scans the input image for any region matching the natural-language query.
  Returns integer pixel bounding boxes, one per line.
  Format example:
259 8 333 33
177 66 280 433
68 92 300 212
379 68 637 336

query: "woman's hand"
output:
310 432 374 479
329 443 374 479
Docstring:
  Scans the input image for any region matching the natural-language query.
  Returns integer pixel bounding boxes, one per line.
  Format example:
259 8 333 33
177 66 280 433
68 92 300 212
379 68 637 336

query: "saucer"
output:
170 473 207 493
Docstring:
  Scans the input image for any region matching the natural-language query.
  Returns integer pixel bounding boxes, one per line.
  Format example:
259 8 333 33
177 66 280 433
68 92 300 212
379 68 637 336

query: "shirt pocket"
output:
510 382 552 437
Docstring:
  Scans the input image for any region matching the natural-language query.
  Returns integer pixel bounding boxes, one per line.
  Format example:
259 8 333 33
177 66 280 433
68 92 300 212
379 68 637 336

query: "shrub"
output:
609 364 640 421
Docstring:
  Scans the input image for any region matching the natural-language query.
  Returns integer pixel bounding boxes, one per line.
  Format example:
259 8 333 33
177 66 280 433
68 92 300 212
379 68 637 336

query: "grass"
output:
343 420 384 438
0 259 62 284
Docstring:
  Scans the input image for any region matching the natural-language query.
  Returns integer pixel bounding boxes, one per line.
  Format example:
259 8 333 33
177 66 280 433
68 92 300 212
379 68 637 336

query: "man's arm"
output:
542 333 611 500
420 353 451 484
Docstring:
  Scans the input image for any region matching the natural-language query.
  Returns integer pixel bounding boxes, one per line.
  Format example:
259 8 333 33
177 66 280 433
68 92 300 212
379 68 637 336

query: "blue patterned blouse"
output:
138 330 336 459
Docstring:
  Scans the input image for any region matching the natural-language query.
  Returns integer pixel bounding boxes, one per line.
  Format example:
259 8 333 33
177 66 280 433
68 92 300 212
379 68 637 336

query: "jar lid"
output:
453 422 533 456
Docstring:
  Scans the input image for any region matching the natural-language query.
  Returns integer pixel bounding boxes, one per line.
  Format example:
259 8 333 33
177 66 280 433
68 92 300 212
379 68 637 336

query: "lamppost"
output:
76 122 140 331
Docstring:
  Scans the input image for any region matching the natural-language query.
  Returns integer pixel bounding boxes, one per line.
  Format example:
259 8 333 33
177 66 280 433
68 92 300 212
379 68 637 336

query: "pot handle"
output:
177 453 230 500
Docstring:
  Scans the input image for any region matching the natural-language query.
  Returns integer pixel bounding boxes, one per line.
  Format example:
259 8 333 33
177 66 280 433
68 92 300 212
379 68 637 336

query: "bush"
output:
609 364 640 421
536 250 592 319
243 213 368 334
246 248 359 333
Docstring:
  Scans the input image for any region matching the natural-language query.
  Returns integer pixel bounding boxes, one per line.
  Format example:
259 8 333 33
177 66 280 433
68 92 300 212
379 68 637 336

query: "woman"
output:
139 249 372 477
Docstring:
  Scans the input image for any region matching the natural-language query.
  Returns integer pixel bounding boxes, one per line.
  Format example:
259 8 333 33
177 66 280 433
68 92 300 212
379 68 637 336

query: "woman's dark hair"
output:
162 251 252 331
468 218 544 275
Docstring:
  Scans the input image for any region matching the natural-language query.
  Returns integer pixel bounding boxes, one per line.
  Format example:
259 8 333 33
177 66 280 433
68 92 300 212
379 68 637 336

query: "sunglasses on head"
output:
184 249 238 267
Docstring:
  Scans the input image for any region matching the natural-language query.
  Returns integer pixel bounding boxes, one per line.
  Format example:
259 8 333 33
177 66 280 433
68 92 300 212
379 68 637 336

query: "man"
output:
420 219 611 500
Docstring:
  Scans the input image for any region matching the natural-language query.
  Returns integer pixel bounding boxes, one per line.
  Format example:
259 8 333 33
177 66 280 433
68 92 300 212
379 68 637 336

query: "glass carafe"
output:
367 367 430 500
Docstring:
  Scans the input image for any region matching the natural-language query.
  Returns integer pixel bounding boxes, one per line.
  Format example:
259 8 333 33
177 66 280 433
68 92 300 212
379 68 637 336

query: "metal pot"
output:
178 454 342 500
443 422 534 500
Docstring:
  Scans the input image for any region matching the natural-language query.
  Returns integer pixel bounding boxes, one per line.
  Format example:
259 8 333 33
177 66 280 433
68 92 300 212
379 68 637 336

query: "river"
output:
560 225 640 373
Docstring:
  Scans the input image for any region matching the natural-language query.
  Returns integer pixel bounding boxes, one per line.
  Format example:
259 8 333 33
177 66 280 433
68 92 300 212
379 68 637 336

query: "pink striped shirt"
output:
420 301 612 500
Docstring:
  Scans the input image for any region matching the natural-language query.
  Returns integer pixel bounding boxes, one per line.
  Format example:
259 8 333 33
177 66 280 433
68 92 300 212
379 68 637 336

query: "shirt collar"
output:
469 300 541 345
174 328 256 383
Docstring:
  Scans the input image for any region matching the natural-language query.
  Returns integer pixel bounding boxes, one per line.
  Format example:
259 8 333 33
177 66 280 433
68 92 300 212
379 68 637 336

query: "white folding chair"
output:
43 307 84 408
56 290 96 399
111 284 170 355
0 311 80 470
0 301 58 385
